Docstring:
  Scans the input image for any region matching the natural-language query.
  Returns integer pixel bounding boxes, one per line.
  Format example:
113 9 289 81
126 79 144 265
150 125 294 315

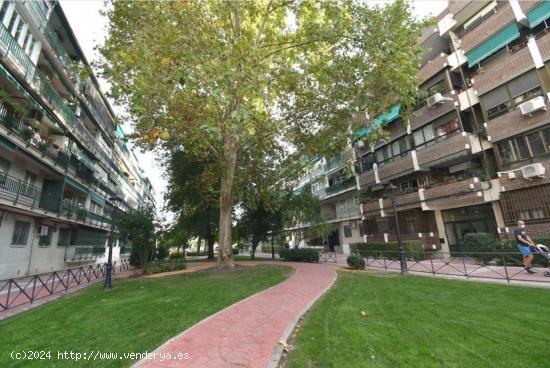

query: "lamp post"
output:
388 182 408 274
104 195 120 291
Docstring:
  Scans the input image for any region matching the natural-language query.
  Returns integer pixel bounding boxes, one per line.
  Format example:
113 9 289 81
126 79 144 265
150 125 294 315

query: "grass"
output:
286 271 550 368
0 264 292 368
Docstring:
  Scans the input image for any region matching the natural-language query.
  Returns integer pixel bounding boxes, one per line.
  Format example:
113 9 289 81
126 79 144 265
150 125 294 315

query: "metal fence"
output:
352 250 550 284
0 259 132 312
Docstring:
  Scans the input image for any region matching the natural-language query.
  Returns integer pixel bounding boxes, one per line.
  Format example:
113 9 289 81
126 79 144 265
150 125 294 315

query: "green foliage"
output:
155 245 170 260
144 258 187 275
351 241 426 260
261 245 284 253
169 252 185 259
117 206 157 268
462 233 499 264
278 248 320 263
0 88 28 116
347 254 365 270
100 0 427 266
232 248 239 255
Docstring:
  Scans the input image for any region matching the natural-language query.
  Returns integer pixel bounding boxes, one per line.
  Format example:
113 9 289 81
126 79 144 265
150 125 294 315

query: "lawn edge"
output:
132 262 295 368
267 265 338 368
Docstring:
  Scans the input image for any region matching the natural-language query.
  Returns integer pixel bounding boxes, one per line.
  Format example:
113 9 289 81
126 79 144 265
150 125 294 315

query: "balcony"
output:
416 132 472 168
322 206 361 222
460 2 515 53
324 149 352 174
382 191 422 213
80 79 116 136
362 198 381 217
417 53 449 85
0 22 77 128
0 172 41 208
422 178 486 210
64 245 106 262
358 169 376 189
324 176 357 198
0 104 70 170
486 102 550 142
61 199 111 229
472 45 533 96
409 91 458 130
377 154 415 183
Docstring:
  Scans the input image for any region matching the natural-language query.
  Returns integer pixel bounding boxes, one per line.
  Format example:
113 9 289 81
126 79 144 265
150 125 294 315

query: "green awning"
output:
65 177 88 193
527 1 550 28
467 23 520 67
353 104 400 142
0 135 16 150
73 146 95 170
90 192 106 206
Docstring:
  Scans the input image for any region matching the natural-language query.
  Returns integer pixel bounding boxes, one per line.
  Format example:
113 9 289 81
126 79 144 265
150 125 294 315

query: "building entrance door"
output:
328 229 340 252
442 204 498 255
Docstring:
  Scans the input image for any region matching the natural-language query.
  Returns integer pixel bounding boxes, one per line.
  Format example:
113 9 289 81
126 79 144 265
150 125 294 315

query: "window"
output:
481 86 510 120
0 157 9 184
515 137 529 160
360 153 374 172
510 71 541 102
0 1 10 25
343 225 352 238
527 131 547 157
11 221 30 246
57 228 71 246
38 226 52 246
413 124 436 148
21 171 37 197
400 179 418 193
311 181 321 193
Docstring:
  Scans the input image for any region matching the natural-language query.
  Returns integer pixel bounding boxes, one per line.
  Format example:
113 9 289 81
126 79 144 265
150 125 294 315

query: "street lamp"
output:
388 182 408 274
104 195 121 291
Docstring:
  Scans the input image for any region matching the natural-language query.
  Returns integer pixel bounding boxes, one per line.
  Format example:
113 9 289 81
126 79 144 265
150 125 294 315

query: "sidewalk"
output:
134 262 337 368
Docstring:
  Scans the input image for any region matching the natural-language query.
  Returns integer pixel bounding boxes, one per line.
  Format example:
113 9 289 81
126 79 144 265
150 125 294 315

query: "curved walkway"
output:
134 262 337 368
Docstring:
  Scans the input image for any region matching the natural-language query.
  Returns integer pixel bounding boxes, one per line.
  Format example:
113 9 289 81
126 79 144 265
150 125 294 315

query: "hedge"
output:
169 252 185 259
278 248 320 263
144 259 187 275
261 245 284 253
350 240 426 260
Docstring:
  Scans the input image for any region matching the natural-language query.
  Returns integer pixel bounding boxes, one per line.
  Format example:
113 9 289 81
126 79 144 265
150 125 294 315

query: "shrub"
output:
186 252 207 257
496 237 550 267
351 241 426 260
169 252 185 259
144 259 187 275
278 248 319 263
155 245 170 260
462 233 499 264
261 245 284 253
347 254 365 270
232 248 239 255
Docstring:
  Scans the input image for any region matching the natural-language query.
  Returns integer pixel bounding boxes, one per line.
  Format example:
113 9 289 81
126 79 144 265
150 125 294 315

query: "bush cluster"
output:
261 245 284 253
186 252 207 257
144 259 187 275
169 252 185 259
351 241 426 260
278 248 320 263
347 254 365 270
232 248 239 255
463 233 550 266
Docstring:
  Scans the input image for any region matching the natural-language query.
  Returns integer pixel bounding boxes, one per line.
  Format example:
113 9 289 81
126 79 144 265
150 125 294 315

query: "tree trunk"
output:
196 237 201 254
207 231 215 260
251 238 259 259
218 133 238 268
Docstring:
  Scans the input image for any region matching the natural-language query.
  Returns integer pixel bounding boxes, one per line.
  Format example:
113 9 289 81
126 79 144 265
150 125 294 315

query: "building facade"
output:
292 0 550 255
0 0 155 279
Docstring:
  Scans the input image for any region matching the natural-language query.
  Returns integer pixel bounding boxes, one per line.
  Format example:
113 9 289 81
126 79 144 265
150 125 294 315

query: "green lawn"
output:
0 264 292 368
287 271 550 368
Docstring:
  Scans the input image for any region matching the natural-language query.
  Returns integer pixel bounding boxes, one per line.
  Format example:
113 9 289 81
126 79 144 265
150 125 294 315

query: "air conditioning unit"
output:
519 96 546 116
37 225 49 236
427 93 452 108
521 163 546 179
75 106 81 117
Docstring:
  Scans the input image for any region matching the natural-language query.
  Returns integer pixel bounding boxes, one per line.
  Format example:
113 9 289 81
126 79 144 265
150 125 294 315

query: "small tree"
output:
117 206 157 268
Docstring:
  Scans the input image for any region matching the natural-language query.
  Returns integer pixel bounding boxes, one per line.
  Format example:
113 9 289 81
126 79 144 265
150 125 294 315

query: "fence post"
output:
501 254 510 284
462 257 468 278
30 276 37 303
430 258 435 276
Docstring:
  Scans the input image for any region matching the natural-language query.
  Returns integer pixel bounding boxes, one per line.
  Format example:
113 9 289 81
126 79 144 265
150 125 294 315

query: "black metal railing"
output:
0 171 41 207
0 259 132 312
351 250 550 284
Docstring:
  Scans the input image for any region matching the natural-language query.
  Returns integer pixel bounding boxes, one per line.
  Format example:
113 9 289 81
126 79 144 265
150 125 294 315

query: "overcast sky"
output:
59 0 448 223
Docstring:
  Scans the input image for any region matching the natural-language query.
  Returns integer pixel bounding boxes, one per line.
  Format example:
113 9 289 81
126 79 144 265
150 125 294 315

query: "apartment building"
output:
292 1 550 255
0 0 156 279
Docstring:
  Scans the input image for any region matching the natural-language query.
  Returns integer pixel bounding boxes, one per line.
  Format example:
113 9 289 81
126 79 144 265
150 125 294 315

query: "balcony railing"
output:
25 0 73 72
325 176 356 195
0 21 77 128
61 199 111 228
324 150 352 173
64 245 106 262
80 79 115 135
0 171 41 208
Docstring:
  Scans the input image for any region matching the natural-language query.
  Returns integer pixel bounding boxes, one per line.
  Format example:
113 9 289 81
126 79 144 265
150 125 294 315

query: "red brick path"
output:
134 262 337 368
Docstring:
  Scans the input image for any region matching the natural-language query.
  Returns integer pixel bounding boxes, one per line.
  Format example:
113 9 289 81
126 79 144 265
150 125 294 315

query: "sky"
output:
58 0 449 223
